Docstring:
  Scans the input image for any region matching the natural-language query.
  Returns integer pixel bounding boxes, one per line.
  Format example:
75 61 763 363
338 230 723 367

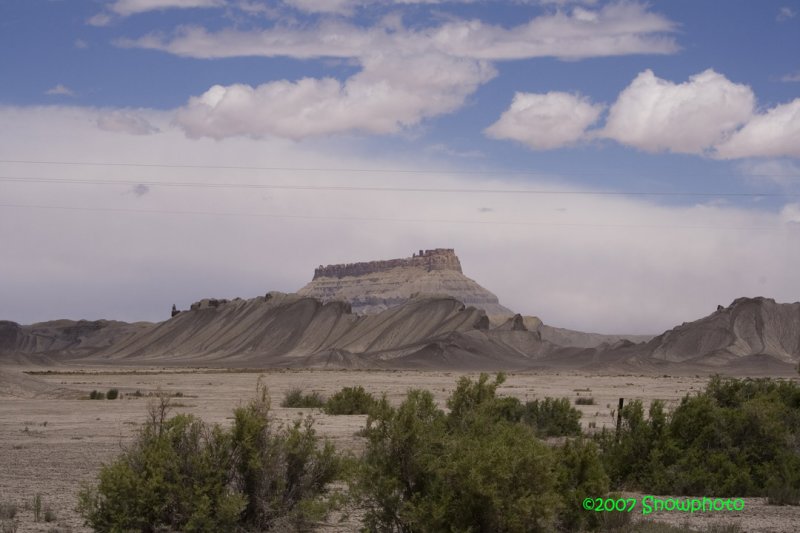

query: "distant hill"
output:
637 297 800 367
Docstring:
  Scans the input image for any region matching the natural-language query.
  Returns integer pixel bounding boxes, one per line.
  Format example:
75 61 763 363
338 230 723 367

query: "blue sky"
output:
1 0 799 333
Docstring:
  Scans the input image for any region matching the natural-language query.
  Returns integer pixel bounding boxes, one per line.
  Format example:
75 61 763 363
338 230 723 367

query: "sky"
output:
1 0 799 334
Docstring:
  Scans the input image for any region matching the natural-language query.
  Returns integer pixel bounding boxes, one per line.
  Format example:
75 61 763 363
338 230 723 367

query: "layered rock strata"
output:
299 249 514 318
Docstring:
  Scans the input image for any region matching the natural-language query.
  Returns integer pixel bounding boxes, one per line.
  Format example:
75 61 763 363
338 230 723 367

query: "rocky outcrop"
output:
300 248 514 318
313 248 462 279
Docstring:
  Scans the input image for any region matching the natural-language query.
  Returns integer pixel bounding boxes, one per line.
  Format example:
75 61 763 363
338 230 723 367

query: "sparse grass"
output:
0 521 18 533
281 388 326 409
601 519 743 533
32 494 42 522
576 396 596 405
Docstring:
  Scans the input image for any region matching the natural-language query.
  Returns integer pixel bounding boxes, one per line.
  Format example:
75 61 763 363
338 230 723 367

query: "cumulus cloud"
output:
714 99 800 159
45 84 75 96
97 110 160 135
1 105 798 334
175 53 495 139
485 91 603 150
122 2 677 60
601 69 754 154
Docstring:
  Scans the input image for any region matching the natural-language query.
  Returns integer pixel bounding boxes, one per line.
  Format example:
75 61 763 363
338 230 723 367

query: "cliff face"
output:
300 249 514 318
313 248 462 279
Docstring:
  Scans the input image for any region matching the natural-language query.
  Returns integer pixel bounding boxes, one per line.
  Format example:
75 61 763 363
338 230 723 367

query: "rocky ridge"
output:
299 248 515 318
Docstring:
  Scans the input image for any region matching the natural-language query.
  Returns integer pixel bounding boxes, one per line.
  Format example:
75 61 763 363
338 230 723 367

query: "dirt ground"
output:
1 366 798 532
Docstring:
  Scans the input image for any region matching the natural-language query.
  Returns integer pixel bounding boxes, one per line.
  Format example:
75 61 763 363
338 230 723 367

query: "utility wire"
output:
1 176 797 198
0 158 798 179
0 203 794 232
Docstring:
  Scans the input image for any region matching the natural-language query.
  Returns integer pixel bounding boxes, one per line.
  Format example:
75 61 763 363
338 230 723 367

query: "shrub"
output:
281 388 326 409
43 506 56 523
597 377 800 498
355 373 608 532
88 390 105 400
324 386 378 415
0 502 16 520
106 389 119 400
575 396 596 405
523 397 583 437
78 384 341 532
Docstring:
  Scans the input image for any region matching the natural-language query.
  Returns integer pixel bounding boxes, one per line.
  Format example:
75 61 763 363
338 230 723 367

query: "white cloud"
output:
485 91 603 150
122 2 677 60
781 71 800 82
97 110 160 135
738 159 800 187
175 53 495 139
87 13 112 26
601 69 754 154
45 84 76 96
282 0 363 15
777 6 796 21
1 105 798 334
714 99 800 159
109 0 227 16
781 203 800 224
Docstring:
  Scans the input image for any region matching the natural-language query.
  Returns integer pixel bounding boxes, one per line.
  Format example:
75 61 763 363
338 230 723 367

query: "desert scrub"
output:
324 386 378 415
354 374 608 532
522 397 583 437
78 383 342 532
575 396 596 405
281 388 326 409
597 376 800 498
105 388 119 400
88 390 105 400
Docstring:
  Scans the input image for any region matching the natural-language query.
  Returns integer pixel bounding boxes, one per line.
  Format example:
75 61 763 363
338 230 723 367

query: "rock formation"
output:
299 248 515 318
641 297 800 366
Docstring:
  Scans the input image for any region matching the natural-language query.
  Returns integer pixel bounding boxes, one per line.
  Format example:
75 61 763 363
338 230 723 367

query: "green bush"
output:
354 373 608 532
281 388 326 409
324 386 378 415
597 377 800 498
88 390 105 400
106 389 119 400
523 397 583 437
78 386 341 532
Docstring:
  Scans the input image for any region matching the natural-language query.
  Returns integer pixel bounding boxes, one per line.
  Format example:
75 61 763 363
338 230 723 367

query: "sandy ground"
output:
1 366 798 532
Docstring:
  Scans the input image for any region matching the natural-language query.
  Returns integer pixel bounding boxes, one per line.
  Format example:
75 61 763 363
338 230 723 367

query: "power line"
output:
0 203 794 231
1 176 797 198
0 158 798 179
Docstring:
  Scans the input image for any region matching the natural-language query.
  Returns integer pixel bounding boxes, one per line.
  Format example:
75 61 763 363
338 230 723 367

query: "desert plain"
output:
2 366 800 532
